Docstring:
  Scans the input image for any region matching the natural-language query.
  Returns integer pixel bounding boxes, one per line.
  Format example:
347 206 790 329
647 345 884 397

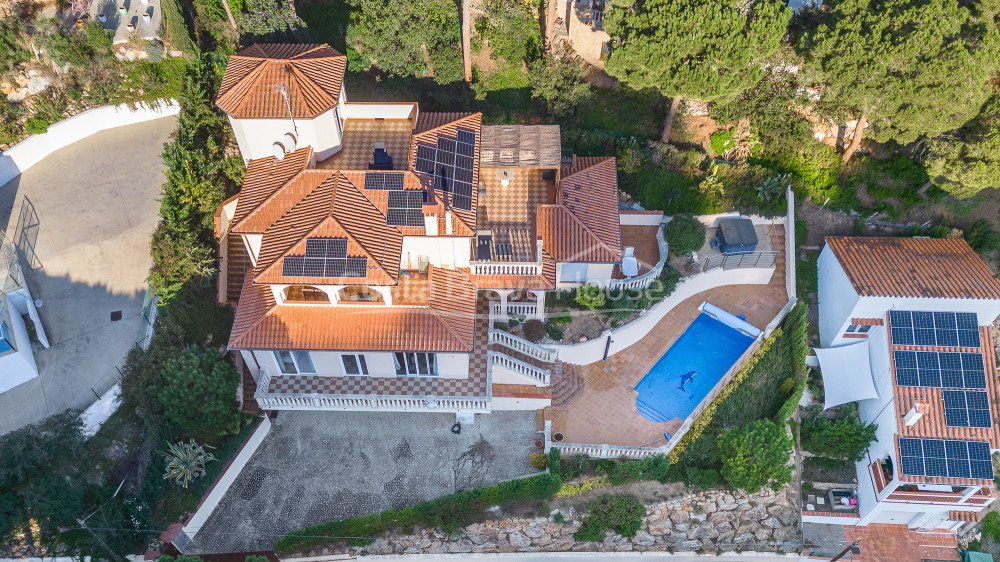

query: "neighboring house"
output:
0 234 46 393
814 237 1000 529
215 44 663 414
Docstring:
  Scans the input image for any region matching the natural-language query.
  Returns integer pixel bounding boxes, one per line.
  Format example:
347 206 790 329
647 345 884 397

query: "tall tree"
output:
603 0 790 142
926 95 1000 199
153 344 240 434
803 0 1000 162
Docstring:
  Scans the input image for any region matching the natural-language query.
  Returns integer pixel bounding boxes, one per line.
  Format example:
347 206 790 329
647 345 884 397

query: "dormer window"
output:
846 324 872 334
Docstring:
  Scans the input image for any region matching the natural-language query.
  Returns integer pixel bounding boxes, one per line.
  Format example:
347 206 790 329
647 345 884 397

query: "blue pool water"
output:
634 311 757 423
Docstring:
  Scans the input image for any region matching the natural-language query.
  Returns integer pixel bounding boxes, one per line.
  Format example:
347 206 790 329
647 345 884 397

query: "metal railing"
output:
488 351 551 385
470 261 543 276
253 368 490 412
489 329 557 363
687 250 779 275
609 224 668 291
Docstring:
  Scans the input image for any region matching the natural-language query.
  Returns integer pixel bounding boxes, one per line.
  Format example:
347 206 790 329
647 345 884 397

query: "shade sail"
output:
814 340 879 410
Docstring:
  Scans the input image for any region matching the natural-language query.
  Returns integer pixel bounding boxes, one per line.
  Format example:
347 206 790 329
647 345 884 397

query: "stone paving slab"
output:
185 410 539 554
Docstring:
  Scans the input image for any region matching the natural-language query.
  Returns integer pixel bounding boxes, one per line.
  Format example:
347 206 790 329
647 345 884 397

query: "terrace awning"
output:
813 340 879 410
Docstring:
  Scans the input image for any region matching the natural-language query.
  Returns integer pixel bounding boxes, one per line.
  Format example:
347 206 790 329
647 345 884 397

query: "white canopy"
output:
813 340 879 410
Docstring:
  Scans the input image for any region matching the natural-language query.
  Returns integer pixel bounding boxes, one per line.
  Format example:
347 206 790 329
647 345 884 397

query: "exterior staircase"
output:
488 329 561 390
550 362 583 406
225 232 249 306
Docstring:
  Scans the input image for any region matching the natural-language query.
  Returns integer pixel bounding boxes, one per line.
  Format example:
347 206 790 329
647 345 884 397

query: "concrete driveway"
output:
186 410 540 554
0 116 177 434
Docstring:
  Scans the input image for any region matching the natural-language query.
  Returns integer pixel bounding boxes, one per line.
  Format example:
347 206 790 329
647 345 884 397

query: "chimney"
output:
904 405 924 426
445 209 453 235
424 213 438 236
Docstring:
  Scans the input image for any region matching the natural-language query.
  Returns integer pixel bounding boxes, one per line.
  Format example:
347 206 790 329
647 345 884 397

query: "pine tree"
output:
718 419 793 493
802 0 1000 162
153 344 239 434
926 96 1000 198
603 0 790 142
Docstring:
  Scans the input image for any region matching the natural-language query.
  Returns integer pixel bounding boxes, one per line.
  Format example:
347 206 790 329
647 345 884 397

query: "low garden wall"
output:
0 100 180 185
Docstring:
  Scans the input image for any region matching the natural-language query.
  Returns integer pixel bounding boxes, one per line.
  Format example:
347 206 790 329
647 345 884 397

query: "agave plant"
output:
161 439 217 488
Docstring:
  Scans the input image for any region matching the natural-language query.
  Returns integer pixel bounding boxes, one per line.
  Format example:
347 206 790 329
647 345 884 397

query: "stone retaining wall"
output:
290 487 802 557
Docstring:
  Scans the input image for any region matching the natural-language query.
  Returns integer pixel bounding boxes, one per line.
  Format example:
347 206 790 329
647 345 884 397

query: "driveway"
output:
0 115 177 434
186 410 540 554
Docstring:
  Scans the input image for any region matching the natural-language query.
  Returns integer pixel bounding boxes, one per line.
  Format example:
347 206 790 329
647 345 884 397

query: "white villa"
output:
812 236 1000 530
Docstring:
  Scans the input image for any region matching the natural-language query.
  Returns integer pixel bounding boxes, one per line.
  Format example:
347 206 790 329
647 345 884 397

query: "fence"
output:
609 224 668 291
687 251 779 275
471 261 543 276
488 329 557 362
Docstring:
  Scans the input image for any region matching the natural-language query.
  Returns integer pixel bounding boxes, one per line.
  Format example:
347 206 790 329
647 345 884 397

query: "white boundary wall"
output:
179 415 272 547
0 100 180 185
549 266 775 366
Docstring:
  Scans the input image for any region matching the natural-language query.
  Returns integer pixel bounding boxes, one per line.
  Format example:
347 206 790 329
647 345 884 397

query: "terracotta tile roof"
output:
826 237 1000 299
561 156 613 177
229 266 477 352
230 148 314 233
217 44 347 119
892 326 1000 486
414 112 476 133
949 510 981 522
253 172 403 285
538 158 622 263
480 125 562 168
409 113 482 234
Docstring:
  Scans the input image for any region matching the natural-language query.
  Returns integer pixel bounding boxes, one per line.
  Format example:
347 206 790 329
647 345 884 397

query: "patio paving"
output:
184 409 539 554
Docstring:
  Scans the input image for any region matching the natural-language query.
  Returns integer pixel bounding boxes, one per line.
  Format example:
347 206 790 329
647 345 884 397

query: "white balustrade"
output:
488 329 557 362
610 224 668 291
488 351 551 385
549 441 661 460
470 261 543 276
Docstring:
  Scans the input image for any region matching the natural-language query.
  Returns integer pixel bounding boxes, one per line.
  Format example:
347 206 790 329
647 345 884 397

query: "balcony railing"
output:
253 368 490 412
609 224 667 291
488 351 551 385
470 261 543 276
489 329 557 363
687 251 779 275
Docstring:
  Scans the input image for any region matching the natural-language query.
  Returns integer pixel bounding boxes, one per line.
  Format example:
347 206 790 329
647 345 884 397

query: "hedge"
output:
669 329 781 463
274 464 563 553
775 302 809 422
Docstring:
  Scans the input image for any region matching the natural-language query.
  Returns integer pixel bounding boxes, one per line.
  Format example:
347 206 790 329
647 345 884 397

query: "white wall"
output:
556 263 615 288
259 349 469 379
493 396 551 410
0 100 180 185
230 108 343 163
850 296 1000 331
341 102 418 120
818 245 861 347
619 212 664 226
400 236 472 270
244 234 262 264
0 293 37 393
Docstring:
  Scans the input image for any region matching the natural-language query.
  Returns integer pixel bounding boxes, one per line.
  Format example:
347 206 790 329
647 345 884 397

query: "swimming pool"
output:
634 303 759 424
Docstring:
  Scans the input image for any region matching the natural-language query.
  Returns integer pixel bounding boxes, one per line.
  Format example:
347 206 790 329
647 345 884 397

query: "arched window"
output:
283 285 330 303
339 285 384 303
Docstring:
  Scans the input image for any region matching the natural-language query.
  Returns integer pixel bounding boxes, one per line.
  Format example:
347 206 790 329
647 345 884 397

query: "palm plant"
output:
161 439 217 488
757 174 787 202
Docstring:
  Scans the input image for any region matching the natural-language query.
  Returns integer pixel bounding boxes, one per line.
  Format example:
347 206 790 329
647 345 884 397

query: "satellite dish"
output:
282 133 297 152
272 142 286 160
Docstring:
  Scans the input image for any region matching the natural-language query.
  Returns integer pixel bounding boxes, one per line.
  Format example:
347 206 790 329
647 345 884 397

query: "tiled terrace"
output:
264 293 490 397
843 523 959 561
478 167 555 261
612 224 661 279
317 118 413 171
546 227 788 447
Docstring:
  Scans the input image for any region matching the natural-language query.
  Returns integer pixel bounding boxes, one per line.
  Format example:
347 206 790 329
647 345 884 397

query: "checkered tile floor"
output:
268 294 491 397
479 167 554 261
317 119 413 171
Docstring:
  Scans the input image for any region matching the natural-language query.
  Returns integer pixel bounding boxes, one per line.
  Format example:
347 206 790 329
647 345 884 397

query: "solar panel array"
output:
893 350 986 389
889 310 980 348
364 172 405 191
281 237 368 278
898 437 993 480
943 390 992 428
414 128 476 211
386 190 427 227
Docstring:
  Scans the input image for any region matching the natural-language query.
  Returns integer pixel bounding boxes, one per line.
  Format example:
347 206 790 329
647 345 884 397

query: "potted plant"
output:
118 5 127 15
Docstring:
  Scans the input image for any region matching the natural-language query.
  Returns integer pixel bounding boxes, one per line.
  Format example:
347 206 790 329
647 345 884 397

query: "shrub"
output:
22 117 50 135
546 324 564 341
718 419 794 493
146 40 166 62
664 214 706 256
554 477 610 498
552 512 565 523
573 494 644 542
522 319 547 342
685 467 720 489
560 454 592 481
529 452 549 470
710 129 735 155
965 218 1000 255
152 344 240 434
574 283 606 311
528 55 593 118
801 418 877 461
160 439 216 488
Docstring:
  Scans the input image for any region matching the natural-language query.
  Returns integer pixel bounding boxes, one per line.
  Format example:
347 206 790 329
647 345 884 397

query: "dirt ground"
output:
801 457 857 484
674 114 718 150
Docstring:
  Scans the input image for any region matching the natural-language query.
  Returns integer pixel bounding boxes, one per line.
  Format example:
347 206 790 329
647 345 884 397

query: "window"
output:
394 352 438 376
273 350 316 374
561 263 589 283
0 318 13 355
341 354 369 376
846 324 872 334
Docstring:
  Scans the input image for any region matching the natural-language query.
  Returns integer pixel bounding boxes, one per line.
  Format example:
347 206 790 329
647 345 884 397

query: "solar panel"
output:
889 310 980 348
413 130 477 212
893 350 987 389
898 438 994 480
386 190 427 227
364 172 405 191
282 256 304 277
943 390 992 427
346 257 368 278
281 237 367 278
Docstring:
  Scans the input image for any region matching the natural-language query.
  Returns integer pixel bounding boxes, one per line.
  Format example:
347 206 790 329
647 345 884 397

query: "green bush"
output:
146 40 166 63
522 319 547 342
529 452 549 470
801 418 877 461
573 494 644 542
275 471 563 553
664 213 706 256
560 454 592 481
964 218 1000 255
575 283 606 311
476 0 541 66
685 466 720 489
152 344 240 434
718 419 794 493
22 117 50 135
710 129 735 155
0 18 31 69
545 324 564 341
